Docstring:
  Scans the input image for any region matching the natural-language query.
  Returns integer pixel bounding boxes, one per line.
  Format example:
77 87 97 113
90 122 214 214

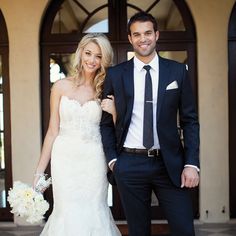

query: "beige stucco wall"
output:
187 0 235 222
0 0 235 225
0 0 49 225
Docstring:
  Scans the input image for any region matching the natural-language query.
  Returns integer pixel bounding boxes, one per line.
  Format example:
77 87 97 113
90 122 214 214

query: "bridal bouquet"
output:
7 179 51 223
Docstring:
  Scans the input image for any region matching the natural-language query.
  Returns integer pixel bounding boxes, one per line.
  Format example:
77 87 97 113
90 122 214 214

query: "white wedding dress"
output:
40 96 121 236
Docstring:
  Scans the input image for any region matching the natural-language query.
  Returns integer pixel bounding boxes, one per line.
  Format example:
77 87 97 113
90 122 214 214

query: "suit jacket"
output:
100 55 200 186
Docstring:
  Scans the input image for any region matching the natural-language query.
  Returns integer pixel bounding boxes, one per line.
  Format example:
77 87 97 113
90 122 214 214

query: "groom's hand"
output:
181 167 199 188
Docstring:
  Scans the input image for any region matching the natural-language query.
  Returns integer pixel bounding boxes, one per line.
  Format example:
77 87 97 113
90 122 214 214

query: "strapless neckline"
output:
61 95 98 107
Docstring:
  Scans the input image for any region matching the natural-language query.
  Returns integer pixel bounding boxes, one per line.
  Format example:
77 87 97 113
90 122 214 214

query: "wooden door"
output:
40 0 199 222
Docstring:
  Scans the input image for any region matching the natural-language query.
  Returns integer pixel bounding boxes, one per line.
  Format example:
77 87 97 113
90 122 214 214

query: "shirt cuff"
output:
184 164 200 172
108 158 117 168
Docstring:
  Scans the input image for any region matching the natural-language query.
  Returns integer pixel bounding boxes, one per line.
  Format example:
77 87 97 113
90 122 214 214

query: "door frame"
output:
40 0 199 220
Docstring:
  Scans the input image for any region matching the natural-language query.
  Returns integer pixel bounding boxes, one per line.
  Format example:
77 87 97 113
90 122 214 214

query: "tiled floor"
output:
0 222 236 236
195 222 236 236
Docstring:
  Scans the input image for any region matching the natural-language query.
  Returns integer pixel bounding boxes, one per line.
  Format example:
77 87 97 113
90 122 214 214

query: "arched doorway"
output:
40 0 198 222
0 9 12 221
228 2 236 218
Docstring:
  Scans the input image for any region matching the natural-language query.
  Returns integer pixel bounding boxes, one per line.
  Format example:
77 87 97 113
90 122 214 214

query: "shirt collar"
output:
133 53 159 72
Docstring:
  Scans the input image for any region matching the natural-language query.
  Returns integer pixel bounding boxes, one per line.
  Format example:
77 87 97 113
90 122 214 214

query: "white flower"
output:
7 181 50 223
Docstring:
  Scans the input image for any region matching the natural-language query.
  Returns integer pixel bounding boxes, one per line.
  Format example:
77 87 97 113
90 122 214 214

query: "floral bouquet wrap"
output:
7 176 51 223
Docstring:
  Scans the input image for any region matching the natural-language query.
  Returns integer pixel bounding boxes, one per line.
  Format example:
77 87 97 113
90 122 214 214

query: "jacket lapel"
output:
122 59 134 125
157 56 171 120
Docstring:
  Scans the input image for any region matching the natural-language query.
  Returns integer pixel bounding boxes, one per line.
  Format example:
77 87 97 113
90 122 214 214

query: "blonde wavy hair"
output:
72 33 113 99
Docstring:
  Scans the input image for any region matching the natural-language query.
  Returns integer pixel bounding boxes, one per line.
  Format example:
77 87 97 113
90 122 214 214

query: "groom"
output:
101 11 200 236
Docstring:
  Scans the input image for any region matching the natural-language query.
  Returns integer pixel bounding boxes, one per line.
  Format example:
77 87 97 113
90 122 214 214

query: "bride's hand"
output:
33 173 47 193
33 175 40 190
101 95 116 117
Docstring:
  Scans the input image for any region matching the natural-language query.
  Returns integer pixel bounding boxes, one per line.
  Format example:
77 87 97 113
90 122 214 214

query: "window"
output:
51 0 109 34
127 0 185 31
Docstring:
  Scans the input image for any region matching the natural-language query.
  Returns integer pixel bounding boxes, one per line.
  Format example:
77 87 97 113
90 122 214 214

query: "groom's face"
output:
128 21 159 63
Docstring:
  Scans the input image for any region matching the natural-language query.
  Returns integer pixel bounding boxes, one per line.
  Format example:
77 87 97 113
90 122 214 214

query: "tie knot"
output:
143 65 151 71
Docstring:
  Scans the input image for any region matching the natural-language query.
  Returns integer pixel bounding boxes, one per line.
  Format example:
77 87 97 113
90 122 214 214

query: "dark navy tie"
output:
143 65 154 149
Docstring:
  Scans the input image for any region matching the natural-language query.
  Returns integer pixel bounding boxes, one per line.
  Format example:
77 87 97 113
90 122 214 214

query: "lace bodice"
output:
58 96 102 142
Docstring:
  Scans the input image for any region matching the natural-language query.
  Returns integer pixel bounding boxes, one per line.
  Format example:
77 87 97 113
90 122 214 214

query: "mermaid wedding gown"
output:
40 95 121 236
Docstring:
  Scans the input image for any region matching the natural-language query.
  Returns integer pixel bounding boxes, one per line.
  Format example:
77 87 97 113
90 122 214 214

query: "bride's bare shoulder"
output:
51 77 75 92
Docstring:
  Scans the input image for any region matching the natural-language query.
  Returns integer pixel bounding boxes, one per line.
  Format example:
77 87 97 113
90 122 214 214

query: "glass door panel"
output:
159 50 187 62
127 0 185 31
51 0 108 34
50 53 73 83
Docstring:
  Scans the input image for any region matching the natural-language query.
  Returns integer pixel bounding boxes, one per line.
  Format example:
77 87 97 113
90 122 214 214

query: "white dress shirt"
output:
124 54 160 149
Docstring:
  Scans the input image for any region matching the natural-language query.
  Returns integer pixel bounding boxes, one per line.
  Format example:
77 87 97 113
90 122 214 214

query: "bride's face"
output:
81 42 102 75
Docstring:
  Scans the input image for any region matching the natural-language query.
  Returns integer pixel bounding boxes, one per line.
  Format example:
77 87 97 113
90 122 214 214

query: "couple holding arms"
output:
34 11 199 236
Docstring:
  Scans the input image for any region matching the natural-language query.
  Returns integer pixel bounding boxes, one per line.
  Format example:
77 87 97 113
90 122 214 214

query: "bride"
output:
33 33 121 236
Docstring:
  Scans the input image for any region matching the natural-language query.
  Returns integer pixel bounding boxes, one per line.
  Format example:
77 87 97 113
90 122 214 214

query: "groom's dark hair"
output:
127 11 158 35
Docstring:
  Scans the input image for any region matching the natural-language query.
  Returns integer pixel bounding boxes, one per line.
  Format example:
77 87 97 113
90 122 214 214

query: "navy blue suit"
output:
101 56 199 236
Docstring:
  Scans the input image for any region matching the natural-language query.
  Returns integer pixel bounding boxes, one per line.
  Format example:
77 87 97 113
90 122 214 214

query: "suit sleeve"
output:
179 65 200 168
100 69 118 164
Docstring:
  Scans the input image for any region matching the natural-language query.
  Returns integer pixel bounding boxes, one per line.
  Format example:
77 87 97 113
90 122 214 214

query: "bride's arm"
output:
101 95 117 124
33 82 61 188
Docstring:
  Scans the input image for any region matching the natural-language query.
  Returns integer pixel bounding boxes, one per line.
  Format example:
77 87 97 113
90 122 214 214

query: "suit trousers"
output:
113 151 195 236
